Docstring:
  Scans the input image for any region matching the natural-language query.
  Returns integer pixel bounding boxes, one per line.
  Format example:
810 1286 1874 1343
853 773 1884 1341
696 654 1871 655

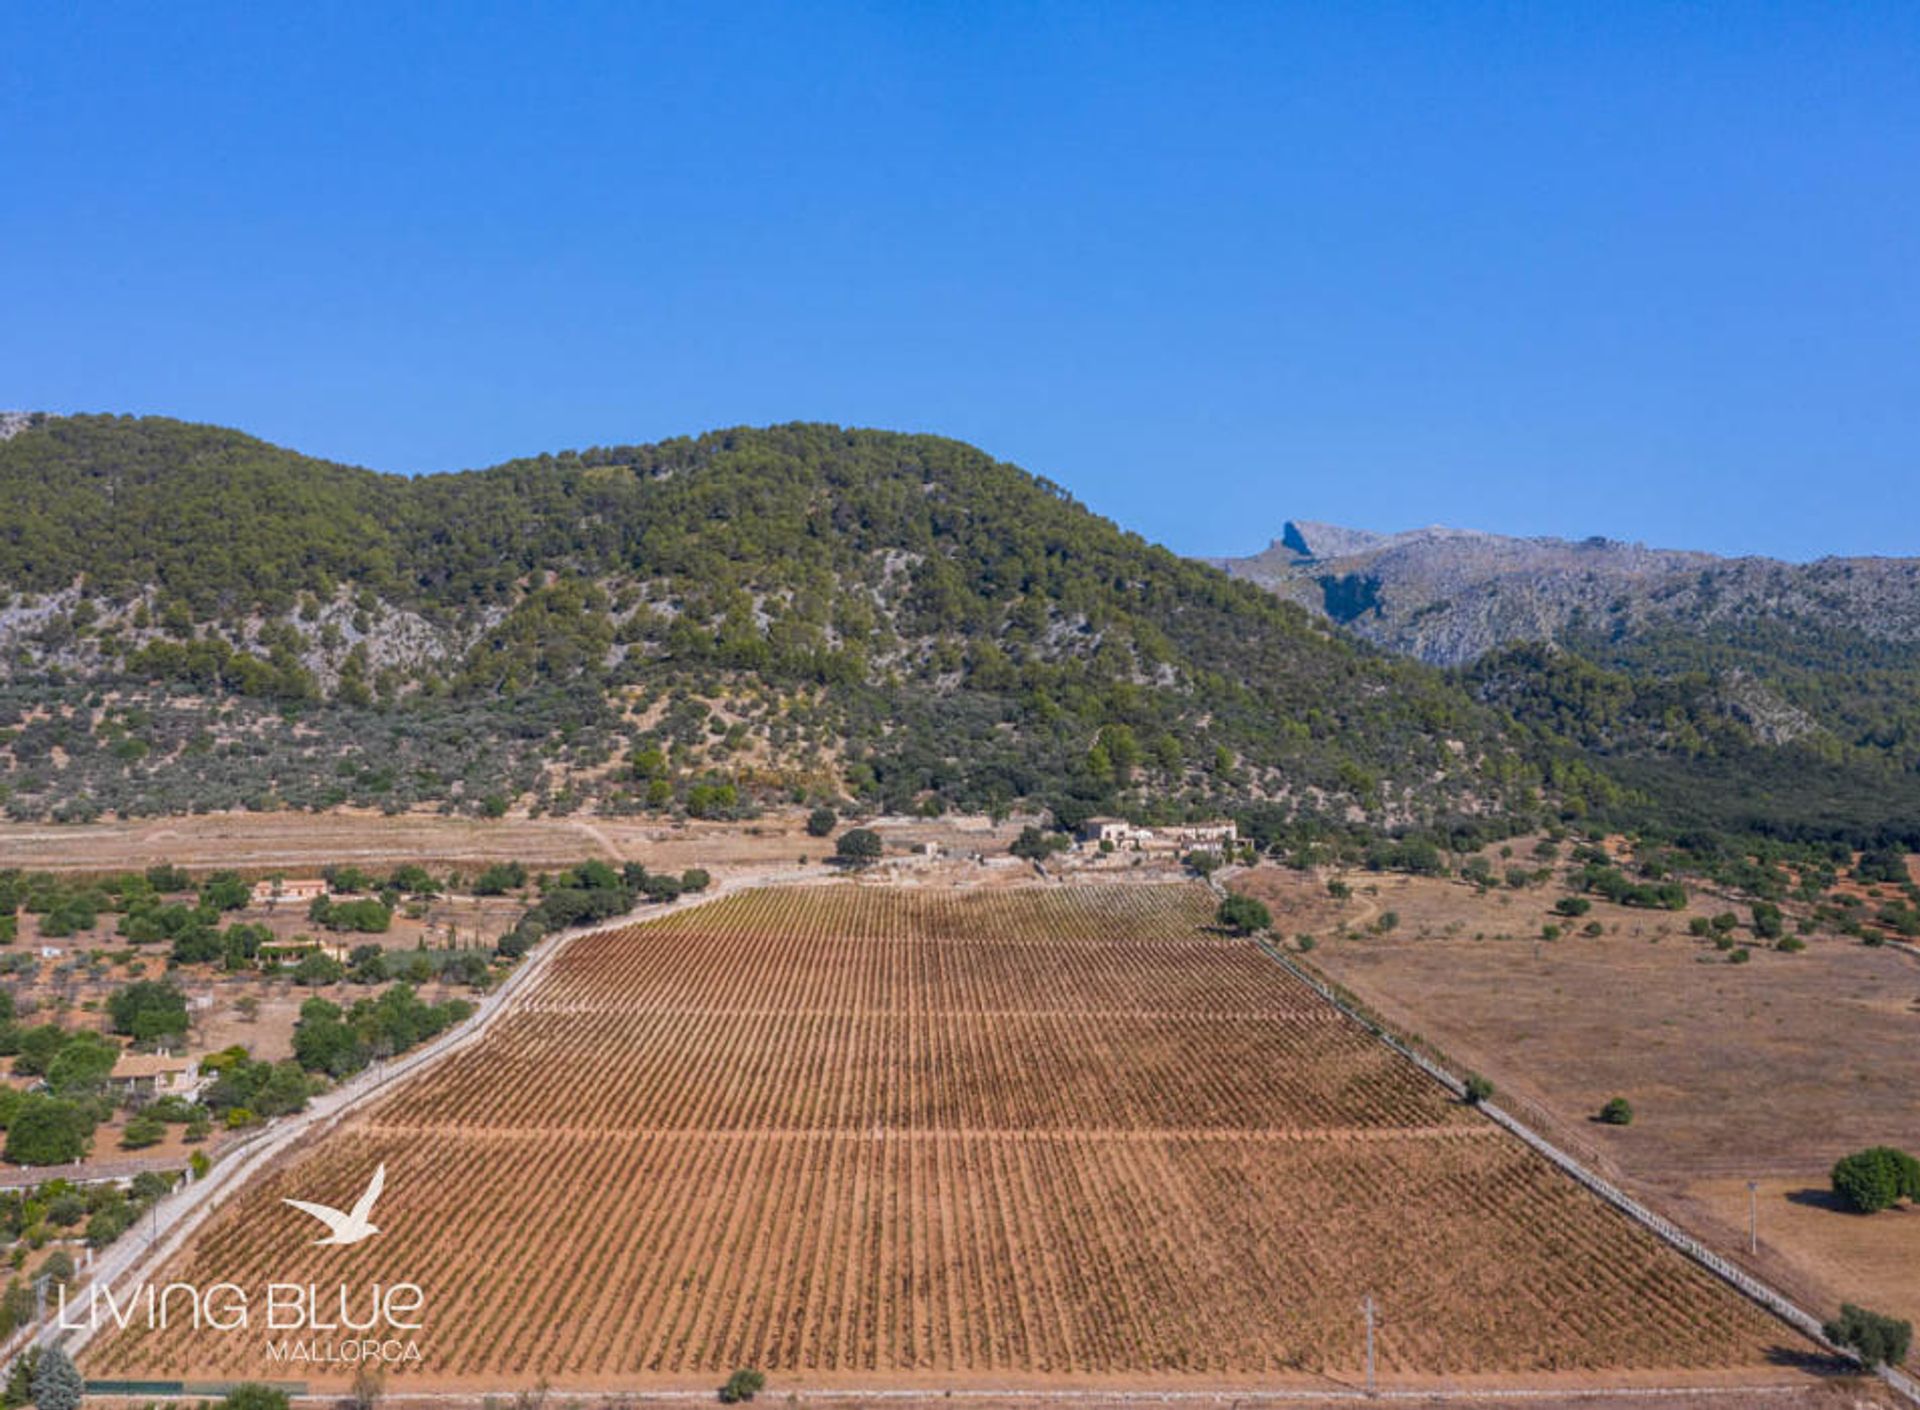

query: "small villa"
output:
107 1053 204 1101
250 877 331 907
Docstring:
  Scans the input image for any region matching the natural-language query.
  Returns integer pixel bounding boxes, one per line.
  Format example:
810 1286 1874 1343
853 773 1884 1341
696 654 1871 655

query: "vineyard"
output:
87 883 1798 1389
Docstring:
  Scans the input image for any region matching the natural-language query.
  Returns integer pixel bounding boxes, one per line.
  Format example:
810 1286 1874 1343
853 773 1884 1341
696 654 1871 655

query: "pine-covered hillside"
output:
0 414 1553 830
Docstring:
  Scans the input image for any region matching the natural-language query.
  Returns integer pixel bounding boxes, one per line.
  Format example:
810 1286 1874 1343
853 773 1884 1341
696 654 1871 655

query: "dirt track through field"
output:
85 885 1813 1392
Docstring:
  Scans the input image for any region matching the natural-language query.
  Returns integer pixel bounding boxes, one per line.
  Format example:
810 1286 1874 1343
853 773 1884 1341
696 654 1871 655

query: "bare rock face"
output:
1710 669 1820 746
1211 521 1920 665
1274 520 1393 561
0 412 41 442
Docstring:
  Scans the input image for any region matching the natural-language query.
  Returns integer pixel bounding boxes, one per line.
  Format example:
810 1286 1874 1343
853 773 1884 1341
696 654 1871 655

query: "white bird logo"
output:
281 1163 387 1246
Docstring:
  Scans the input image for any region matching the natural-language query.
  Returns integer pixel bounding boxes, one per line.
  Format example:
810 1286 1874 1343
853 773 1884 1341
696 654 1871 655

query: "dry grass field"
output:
1236 865 1920 1339
0 810 1023 875
79 882 1820 1395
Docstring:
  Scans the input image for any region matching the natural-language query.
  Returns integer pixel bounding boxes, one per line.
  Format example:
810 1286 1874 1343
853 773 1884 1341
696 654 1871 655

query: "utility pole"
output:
1748 1179 1760 1255
1362 1292 1376 1397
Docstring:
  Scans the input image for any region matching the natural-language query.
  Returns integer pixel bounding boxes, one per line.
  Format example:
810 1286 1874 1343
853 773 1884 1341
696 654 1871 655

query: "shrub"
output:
1831 1147 1920 1214
106 978 189 1044
29 1346 82 1410
1010 826 1063 862
472 862 527 895
4 1094 93 1165
146 864 192 893
294 952 345 986
1215 894 1271 935
1599 1097 1633 1126
640 873 683 903
834 830 882 868
46 1030 120 1097
1463 1074 1494 1105
1823 1303 1911 1367
0 1282 33 1340
718 1369 766 1404
220 1386 293 1410
1554 896 1592 917
4 1347 38 1408
316 898 392 934
121 1113 166 1149
804 807 836 838
386 864 438 897
130 1169 173 1202
85 1204 133 1248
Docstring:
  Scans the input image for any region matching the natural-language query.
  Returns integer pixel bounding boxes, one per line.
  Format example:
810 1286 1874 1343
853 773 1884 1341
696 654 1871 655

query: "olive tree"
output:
1216 894 1272 935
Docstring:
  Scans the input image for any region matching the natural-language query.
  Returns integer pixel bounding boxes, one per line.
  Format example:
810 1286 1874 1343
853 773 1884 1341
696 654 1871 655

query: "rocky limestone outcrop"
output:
1211 520 1920 664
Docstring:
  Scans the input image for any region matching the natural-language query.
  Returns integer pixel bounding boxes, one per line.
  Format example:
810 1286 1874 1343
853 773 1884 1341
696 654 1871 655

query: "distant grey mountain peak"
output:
1211 518 1918 664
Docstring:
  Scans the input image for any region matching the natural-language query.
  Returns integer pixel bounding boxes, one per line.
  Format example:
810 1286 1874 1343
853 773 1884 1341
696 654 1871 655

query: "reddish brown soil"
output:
88 884 1811 1392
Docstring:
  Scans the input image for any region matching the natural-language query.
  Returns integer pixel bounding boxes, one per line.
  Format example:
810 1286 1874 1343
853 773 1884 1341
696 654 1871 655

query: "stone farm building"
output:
1078 817 1155 847
1167 820 1238 847
1076 818 1237 849
250 877 331 907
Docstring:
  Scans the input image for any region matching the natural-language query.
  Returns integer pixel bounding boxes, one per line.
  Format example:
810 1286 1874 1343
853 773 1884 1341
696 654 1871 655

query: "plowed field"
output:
86 884 1804 1391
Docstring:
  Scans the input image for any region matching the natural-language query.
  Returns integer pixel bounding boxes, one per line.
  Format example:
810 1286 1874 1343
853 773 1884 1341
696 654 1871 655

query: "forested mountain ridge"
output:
0 414 1546 830
1215 519 1920 843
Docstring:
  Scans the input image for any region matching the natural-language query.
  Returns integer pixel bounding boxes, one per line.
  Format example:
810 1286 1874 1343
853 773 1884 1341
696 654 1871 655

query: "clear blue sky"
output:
4 3 1916 559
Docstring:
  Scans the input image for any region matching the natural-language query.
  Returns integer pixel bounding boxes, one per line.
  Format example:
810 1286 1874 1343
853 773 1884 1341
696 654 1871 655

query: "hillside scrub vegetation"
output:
0 416 1544 829
4 414 1918 859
